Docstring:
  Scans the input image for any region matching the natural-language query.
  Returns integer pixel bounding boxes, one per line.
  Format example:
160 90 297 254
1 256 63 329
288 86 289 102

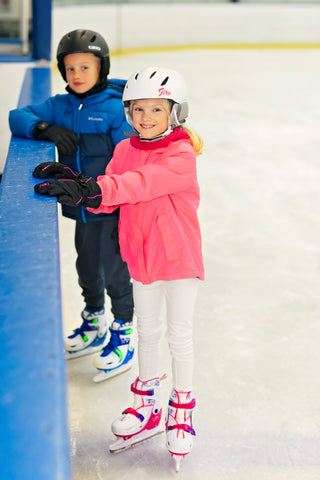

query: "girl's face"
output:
131 98 170 139
64 52 100 94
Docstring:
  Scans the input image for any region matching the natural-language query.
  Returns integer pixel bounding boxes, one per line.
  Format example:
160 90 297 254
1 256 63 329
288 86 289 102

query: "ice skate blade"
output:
170 453 186 473
109 427 163 453
174 455 182 473
93 361 133 383
65 345 103 360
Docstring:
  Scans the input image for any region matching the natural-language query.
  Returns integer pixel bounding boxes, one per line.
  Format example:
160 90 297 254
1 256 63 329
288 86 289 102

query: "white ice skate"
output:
65 308 108 359
165 389 196 473
109 377 163 453
92 319 134 382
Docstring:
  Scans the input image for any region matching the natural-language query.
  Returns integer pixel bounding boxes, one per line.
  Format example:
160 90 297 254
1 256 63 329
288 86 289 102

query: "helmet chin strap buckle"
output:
124 131 139 137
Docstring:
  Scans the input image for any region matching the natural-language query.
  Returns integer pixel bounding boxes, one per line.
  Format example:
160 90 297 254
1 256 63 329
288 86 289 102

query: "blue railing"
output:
0 67 70 480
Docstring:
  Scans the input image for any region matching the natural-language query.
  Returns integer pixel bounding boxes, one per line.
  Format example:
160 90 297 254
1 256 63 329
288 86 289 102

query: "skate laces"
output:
167 391 196 436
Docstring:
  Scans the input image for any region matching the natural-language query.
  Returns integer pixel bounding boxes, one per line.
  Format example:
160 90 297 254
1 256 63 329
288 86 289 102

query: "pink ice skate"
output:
165 389 196 472
109 377 163 452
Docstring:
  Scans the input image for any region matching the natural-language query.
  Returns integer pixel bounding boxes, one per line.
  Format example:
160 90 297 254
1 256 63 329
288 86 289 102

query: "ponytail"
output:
182 125 203 156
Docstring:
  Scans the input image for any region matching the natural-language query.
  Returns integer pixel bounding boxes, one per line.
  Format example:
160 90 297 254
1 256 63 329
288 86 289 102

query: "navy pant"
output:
75 218 133 322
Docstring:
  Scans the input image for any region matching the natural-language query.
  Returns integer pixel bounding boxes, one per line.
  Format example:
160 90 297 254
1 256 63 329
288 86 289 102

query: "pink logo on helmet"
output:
158 87 171 96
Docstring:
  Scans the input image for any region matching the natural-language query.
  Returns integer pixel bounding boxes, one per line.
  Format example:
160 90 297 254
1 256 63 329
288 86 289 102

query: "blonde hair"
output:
182 125 203 156
130 99 203 155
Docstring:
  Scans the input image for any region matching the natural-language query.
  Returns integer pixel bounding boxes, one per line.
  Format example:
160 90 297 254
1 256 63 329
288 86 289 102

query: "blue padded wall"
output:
0 67 70 480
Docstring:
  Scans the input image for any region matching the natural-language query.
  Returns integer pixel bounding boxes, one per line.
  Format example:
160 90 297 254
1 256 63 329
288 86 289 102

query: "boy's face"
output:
64 52 101 94
131 98 170 139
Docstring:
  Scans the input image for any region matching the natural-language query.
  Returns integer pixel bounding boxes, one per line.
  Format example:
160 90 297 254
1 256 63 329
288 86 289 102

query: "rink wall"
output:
52 3 320 54
0 68 70 480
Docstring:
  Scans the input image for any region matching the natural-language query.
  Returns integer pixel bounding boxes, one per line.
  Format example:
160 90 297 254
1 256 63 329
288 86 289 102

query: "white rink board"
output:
52 3 320 54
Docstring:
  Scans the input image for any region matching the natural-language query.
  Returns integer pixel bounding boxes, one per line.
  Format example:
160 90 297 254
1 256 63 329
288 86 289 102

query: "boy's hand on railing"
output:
34 174 102 209
33 122 79 155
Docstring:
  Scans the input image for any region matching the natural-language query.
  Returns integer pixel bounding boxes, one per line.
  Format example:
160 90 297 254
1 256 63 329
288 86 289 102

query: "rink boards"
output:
0 67 70 480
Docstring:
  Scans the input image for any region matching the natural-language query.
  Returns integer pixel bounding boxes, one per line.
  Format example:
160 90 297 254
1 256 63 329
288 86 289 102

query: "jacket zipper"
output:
77 100 87 223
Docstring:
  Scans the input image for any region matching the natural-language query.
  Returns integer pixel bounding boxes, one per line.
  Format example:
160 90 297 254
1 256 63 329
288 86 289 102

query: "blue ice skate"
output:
65 308 108 359
92 319 134 382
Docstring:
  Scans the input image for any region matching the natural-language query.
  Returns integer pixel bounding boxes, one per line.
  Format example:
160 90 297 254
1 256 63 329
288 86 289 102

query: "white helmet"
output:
123 66 189 129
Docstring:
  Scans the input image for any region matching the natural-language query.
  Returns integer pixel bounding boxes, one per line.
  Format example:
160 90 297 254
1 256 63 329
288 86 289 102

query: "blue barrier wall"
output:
32 0 52 60
0 67 70 480
0 0 52 62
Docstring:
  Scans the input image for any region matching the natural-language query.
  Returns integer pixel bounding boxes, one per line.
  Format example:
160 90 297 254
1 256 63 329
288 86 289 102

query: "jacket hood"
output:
66 78 126 103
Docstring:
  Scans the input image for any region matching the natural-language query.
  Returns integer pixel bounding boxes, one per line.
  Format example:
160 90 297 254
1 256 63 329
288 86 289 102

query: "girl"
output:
33 66 204 471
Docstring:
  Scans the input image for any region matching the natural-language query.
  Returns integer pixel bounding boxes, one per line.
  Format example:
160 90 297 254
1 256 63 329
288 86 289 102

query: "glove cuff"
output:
33 121 51 139
82 178 102 209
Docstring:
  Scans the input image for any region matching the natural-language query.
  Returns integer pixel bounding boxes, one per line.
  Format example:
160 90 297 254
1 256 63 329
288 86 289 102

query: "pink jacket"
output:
89 128 204 284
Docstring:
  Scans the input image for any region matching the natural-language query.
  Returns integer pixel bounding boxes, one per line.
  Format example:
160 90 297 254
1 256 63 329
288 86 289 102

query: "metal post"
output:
19 0 30 55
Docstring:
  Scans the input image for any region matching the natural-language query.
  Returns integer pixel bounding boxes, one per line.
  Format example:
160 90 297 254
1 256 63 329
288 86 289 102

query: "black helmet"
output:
56 29 110 82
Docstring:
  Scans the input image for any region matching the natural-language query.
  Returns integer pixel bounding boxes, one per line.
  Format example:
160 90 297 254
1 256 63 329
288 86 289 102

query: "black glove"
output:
33 161 79 180
33 122 79 155
34 174 102 209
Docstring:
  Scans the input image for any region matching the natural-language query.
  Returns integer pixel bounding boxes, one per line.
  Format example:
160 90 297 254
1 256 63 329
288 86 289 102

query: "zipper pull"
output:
79 102 83 110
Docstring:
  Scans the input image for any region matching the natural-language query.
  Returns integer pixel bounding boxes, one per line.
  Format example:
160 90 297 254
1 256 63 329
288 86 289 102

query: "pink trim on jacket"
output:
88 128 204 284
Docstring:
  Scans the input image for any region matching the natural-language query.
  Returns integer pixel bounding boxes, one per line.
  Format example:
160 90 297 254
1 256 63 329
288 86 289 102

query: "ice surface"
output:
57 47 320 479
1 5 320 478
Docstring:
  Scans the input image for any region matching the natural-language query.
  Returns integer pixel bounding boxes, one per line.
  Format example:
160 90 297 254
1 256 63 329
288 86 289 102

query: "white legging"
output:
132 278 199 391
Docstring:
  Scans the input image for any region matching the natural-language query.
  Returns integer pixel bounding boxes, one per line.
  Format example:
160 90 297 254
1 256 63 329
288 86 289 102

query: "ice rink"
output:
57 46 320 479
2 3 320 479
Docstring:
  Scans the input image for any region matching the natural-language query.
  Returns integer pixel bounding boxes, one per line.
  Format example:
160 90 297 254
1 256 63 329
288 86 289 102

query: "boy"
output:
9 29 134 382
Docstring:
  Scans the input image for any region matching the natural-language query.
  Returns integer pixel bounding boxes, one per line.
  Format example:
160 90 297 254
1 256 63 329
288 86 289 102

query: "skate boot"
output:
65 307 108 359
165 389 196 472
109 377 162 453
92 319 134 383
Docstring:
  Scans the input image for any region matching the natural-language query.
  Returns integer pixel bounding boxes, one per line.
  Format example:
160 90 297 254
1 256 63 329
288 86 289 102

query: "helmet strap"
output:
139 125 174 142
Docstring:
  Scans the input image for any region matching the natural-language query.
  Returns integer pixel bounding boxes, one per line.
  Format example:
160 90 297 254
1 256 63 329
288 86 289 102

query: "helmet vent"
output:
90 35 97 43
161 76 169 86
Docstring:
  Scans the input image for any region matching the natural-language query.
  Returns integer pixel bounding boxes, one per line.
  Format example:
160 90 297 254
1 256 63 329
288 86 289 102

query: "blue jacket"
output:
9 79 131 222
